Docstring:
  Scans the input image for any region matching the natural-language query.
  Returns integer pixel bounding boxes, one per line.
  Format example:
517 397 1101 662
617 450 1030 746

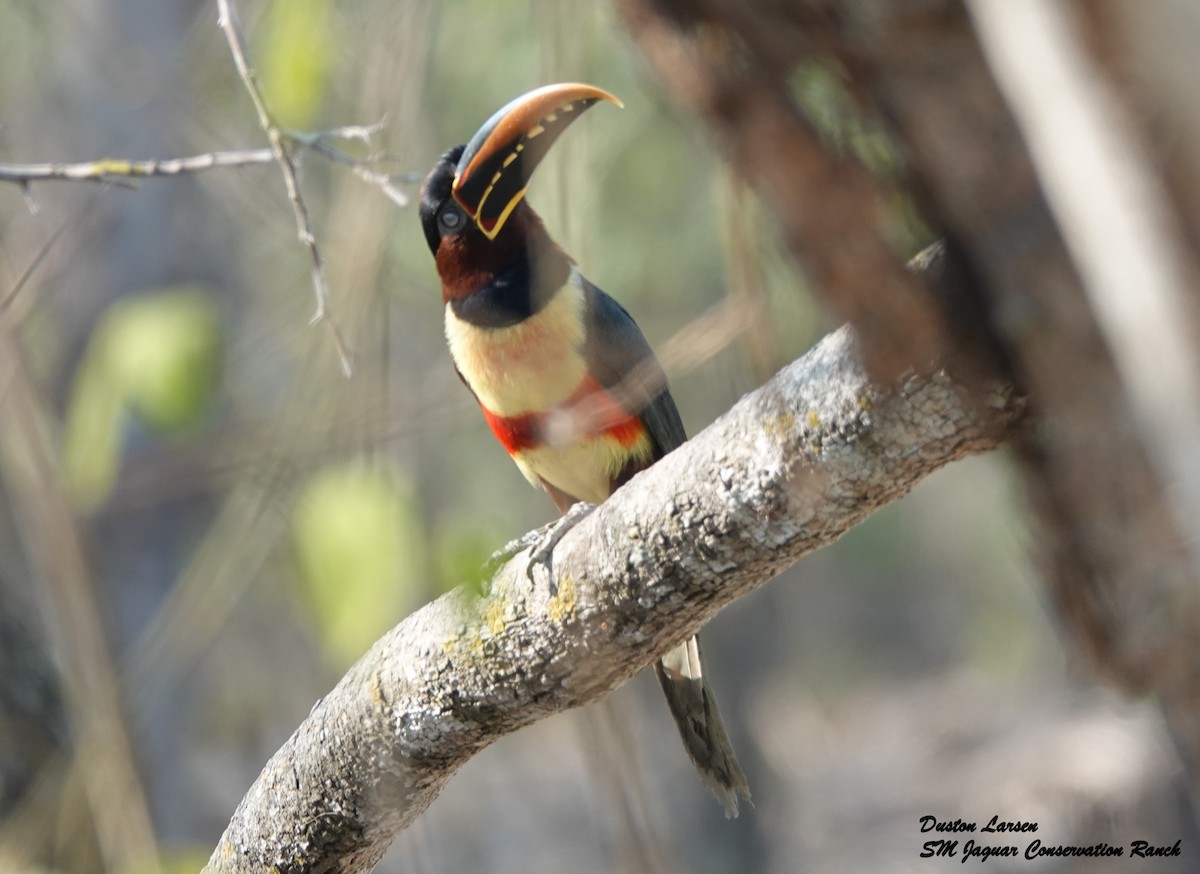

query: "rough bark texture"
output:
1066 0 1200 776
613 0 950 384
826 0 1200 776
205 326 1020 872
618 0 1200 798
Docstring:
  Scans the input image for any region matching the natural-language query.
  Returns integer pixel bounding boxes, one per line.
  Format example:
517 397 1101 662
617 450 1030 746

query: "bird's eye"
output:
439 204 465 233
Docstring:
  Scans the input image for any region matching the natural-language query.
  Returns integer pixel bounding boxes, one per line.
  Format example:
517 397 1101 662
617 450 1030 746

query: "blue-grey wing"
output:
579 275 687 458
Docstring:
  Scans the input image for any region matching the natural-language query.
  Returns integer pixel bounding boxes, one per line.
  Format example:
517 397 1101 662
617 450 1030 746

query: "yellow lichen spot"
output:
485 598 507 637
447 626 484 659
369 671 387 707
547 575 577 623
96 158 132 177
806 409 822 429
761 413 795 440
858 394 872 409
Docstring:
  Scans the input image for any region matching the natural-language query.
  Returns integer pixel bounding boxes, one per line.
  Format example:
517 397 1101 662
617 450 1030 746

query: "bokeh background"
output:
0 1 1193 872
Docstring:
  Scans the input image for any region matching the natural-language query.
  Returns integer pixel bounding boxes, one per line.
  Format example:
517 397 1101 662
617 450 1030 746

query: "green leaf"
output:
62 332 125 508
61 286 221 507
257 0 333 129
102 287 221 433
291 463 424 667
433 524 501 596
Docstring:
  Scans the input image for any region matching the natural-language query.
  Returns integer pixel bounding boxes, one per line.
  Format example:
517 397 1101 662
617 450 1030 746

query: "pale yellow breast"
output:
512 428 653 505
444 275 587 417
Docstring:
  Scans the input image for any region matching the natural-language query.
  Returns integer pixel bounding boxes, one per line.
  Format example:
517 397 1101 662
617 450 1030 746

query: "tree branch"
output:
616 0 1200 802
0 149 276 186
614 0 949 383
216 0 353 376
0 138 416 207
204 326 1021 873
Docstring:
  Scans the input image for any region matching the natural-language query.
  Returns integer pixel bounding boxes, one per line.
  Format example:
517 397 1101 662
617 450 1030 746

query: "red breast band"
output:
481 407 541 454
480 374 646 455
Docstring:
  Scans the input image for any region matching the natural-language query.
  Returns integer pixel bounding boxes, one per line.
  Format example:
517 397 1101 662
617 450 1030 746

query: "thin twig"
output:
284 120 420 207
0 148 276 186
540 297 755 448
216 0 353 377
2 5 416 378
0 10 422 380
0 206 91 321
0 140 414 207
290 134 417 208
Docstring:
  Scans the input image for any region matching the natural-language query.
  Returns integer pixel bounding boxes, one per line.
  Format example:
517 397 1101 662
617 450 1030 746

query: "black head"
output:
418 141 575 322
422 84 621 256
419 144 470 256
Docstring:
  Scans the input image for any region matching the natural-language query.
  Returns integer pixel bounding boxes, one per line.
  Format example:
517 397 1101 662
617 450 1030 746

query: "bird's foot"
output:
483 525 551 580
484 503 597 595
525 501 596 594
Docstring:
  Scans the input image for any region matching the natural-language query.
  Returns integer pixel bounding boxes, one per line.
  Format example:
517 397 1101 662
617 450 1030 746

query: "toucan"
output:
419 83 750 816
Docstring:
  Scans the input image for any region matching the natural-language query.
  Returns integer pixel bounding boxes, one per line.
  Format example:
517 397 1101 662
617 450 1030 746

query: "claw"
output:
525 501 595 594
482 502 596 596
482 526 546 579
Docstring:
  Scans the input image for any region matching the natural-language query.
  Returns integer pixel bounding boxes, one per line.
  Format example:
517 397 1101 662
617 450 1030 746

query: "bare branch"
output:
614 0 950 383
2 13 422 380
216 0 353 376
0 138 414 206
0 149 277 186
287 128 417 208
204 326 1022 873
971 0 1200 570
623 0 1200 799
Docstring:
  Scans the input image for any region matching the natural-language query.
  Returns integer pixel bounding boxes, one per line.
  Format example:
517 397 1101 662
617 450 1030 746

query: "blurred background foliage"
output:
63 286 221 507
0 0 1187 872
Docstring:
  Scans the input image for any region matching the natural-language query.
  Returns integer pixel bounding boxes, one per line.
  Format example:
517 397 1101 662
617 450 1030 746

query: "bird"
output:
419 82 750 816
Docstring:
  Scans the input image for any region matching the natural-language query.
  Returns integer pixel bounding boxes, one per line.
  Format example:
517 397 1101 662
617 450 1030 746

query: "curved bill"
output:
452 83 622 238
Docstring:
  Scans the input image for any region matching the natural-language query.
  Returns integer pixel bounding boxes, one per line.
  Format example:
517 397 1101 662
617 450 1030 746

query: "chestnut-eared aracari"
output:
419 83 750 816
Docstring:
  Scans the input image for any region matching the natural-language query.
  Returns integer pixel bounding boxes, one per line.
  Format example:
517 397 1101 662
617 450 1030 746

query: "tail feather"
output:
654 636 751 817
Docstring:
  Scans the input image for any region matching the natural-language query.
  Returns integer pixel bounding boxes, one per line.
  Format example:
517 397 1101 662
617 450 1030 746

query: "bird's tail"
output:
654 635 751 817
